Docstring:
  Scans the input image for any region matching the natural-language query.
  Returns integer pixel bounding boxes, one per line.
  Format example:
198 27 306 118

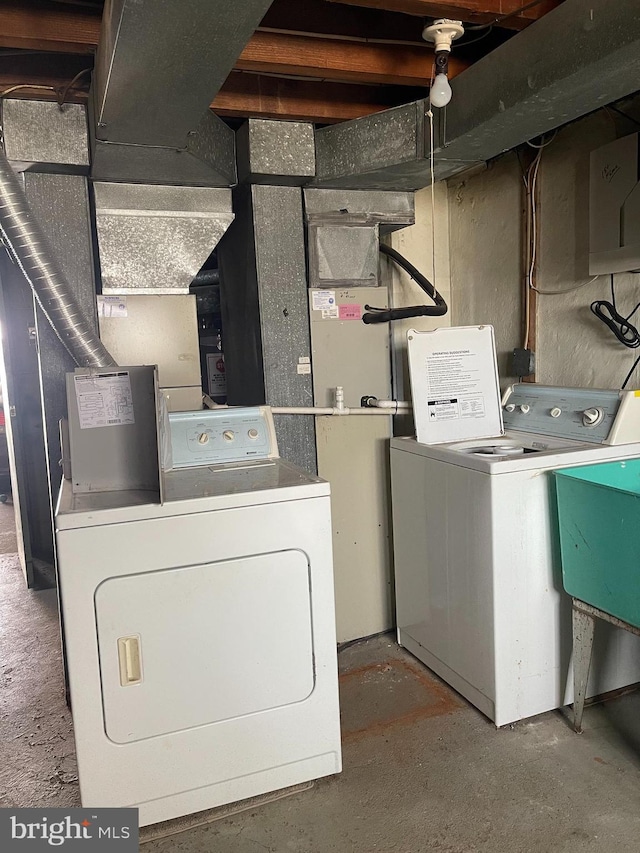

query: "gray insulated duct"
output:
0 150 115 368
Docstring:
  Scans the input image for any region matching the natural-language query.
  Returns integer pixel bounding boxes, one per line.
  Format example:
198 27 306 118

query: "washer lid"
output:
407 325 504 446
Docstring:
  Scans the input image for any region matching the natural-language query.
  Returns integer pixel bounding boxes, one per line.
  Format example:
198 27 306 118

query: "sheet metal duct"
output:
94 183 234 294
1 100 89 175
314 0 640 189
91 0 273 186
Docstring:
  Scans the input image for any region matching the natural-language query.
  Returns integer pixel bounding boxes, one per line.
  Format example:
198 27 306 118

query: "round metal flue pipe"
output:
0 150 116 368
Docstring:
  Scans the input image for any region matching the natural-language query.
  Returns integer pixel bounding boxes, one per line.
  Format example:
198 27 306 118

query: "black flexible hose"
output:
362 244 448 325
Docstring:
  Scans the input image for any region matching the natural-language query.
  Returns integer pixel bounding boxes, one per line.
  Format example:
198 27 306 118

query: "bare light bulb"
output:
430 73 452 108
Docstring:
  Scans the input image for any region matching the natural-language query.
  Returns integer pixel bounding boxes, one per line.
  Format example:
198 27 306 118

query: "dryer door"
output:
95 549 314 744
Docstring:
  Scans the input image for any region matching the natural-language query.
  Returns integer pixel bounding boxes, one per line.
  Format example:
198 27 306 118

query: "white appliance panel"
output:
391 452 496 708
56 484 341 825
391 435 640 726
95 551 314 744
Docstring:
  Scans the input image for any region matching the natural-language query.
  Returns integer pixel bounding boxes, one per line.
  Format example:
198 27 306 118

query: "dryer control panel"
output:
168 407 278 468
502 385 621 443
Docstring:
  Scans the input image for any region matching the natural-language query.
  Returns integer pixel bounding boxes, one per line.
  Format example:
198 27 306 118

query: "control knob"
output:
504 403 516 413
198 432 209 445
582 407 604 427
550 407 562 418
519 404 530 414
223 429 235 442
248 428 259 440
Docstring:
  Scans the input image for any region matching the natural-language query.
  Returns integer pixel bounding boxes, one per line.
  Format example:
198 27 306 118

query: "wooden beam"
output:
0 62 427 123
323 0 562 30
213 72 427 122
0 52 93 99
237 31 467 86
0 0 99 53
261 0 425 42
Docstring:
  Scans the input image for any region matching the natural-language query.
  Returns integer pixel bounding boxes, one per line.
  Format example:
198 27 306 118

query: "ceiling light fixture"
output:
422 19 464 108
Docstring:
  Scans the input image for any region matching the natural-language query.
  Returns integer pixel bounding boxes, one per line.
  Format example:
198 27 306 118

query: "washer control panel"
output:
168 407 278 468
502 385 621 443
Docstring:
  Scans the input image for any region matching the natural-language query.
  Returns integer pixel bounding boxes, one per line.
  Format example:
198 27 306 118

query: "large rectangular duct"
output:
94 183 233 294
314 0 640 190
1 100 89 175
218 184 317 473
90 0 273 186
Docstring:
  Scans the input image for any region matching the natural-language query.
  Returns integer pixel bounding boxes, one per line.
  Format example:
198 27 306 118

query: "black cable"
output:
466 0 548 30
454 27 494 48
622 353 640 390
362 244 448 325
57 67 92 106
590 274 640 350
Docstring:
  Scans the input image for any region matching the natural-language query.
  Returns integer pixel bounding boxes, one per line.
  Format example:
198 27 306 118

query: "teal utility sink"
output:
554 458 640 628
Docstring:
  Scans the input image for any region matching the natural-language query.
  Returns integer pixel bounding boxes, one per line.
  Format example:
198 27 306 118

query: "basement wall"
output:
449 110 640 391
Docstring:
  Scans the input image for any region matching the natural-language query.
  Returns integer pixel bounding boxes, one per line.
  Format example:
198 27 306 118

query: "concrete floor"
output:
2 503 640 851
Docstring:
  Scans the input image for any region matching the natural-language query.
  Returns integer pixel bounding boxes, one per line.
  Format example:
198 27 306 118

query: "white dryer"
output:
391 383 640 727
55 405 341 826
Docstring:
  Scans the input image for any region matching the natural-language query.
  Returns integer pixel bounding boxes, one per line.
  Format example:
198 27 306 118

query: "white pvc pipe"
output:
203 390 412 416
271 406 397 416
371 400 411 409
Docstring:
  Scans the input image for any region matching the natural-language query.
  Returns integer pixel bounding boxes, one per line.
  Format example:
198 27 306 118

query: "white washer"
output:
55 408 341 827
391 384 640 727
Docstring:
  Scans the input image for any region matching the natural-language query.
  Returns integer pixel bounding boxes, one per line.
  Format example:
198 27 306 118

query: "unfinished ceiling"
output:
0 0 563 124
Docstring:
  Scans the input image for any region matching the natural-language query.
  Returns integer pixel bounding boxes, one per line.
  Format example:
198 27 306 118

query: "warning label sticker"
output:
427 399 459 421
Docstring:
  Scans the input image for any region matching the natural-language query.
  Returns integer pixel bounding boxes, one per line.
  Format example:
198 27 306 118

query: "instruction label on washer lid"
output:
74 372 135 429
407 325 503 444
312 290 336 311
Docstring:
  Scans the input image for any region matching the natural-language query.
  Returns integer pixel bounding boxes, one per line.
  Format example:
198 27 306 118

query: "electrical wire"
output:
523 143 544 349
57 67 92 107
0 69 92 106
591 274 640 349
466 0 549 30
621 353 640 390
531 275 601 295
0 84 57 99
526 130 558 149
523 130 567 347
455 27 495 47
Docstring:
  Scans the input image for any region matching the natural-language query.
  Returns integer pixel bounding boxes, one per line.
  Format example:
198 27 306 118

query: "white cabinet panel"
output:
95 550 314 743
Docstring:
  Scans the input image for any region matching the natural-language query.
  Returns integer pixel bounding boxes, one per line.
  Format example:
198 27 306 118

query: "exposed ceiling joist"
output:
323 0 561 29
0 64 426 124
237 31 467 86
0 0 564 124
0 1 466 88
0 0 99 53
261 0 425 41
213 72 426 122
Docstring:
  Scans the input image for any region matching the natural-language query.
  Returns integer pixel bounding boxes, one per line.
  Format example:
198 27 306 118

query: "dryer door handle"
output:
117 635 143 686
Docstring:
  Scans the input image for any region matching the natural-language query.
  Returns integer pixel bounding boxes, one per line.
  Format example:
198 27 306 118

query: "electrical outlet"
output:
513 347 535 377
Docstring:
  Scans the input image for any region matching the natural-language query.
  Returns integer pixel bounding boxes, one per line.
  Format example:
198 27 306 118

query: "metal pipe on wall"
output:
0 150 115 368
